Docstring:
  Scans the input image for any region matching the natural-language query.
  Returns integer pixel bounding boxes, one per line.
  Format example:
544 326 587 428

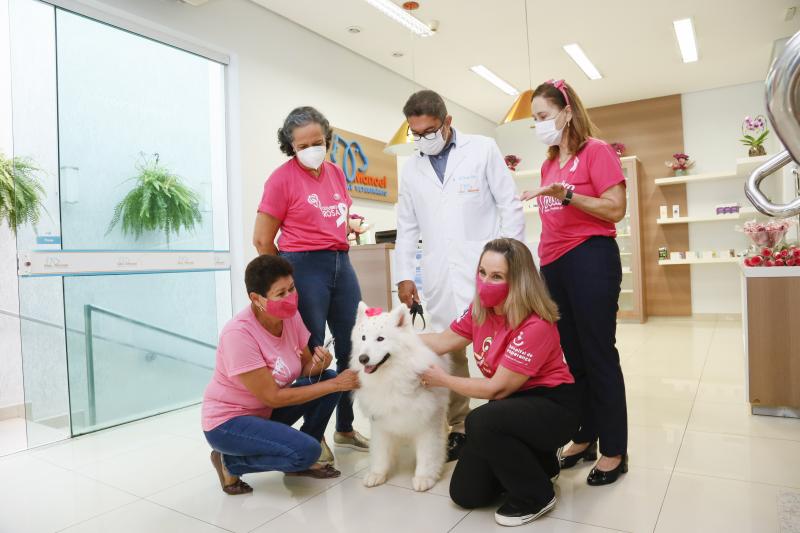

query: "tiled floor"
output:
2 317 800 533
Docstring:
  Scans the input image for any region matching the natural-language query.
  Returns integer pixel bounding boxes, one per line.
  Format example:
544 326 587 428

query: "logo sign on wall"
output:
329 127 398 204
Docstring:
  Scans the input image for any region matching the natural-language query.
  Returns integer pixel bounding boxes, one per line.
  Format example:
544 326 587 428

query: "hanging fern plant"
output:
0 153 46 235
107 153 202 248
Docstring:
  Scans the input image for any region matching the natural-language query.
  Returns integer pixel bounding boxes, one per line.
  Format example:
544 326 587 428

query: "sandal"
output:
286 464 341 479
210 451 253 495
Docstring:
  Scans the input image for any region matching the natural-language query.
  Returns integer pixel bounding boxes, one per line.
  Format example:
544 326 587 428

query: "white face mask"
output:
296 145 326 170
415 128 447 155
535 110 566 146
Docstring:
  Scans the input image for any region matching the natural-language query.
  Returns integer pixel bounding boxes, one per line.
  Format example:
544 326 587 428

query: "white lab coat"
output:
394 131 525 332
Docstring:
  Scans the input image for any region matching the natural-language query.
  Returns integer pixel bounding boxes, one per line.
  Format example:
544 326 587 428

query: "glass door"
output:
8 0 232 440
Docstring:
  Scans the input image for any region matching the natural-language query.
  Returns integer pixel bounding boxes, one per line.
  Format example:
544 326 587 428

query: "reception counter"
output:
741 265 800 417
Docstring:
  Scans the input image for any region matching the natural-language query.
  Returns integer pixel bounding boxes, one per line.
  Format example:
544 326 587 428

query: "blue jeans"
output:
204 369 339 476
280 250 361 433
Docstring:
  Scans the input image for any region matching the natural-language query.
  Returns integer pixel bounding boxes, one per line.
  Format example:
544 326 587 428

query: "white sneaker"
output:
494 496 556 527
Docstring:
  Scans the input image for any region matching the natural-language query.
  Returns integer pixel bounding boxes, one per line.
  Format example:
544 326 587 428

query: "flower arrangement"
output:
741 218 792 249
740 115 769 157
610 142 626 157
504 154 521 172
744 243 800 267
664 153 694 176
348 213 370 245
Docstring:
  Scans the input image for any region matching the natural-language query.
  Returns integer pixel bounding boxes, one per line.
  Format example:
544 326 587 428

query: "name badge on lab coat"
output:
456 175 480 194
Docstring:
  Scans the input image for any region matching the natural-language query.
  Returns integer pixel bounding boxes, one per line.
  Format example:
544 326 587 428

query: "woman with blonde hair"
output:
522 79 628 486
420 238 578 527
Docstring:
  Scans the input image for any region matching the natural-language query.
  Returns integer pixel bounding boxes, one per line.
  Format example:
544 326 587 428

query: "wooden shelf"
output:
659 257 740 266
656 209 756 225
654 155 772 186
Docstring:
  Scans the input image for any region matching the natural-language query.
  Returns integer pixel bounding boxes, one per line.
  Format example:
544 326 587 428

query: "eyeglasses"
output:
408 125 443 141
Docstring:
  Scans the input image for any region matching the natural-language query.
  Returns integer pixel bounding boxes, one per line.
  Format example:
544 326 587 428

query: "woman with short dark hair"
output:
202 255 360 495
252 106 369 453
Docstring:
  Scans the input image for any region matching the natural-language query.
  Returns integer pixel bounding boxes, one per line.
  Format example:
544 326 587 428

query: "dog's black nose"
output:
358 354 369 365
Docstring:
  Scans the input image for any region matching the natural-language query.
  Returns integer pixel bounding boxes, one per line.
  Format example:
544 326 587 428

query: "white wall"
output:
86 0 495 308
681 81 786 315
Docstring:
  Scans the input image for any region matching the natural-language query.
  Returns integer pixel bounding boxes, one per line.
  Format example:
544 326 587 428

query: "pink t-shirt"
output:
537 138 626 266
258 158 353 252
450 304 574 391
201 306 310 431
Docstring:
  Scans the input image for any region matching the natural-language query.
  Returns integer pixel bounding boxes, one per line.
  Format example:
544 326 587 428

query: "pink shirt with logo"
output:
201 306 310 431
450 304 574 391
537 138 626 266
258 158 353 252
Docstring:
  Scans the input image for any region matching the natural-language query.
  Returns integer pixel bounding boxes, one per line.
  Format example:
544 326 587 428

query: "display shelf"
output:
512 169 541 180
620 289 634 294
658 257 740 266
654 155 771 186
622 267 632 275
656 208 757 225
617 157 644 323
617 233 631 238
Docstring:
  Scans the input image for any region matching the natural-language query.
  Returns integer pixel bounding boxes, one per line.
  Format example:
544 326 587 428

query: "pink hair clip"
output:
365 307 383 317
548 79 570 106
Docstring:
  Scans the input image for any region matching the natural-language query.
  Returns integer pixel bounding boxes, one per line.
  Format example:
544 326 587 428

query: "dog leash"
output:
309 337 335 384
410 301 426 330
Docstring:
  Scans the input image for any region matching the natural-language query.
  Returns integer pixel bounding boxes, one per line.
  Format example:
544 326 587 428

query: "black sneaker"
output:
494 496 556 527
446 432 467 462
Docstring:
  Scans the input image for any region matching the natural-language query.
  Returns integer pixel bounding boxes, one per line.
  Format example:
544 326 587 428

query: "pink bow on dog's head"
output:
365 307 383 317
548 79 570 106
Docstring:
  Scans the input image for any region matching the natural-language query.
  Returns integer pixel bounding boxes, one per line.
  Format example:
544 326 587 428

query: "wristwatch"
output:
561 189 574 206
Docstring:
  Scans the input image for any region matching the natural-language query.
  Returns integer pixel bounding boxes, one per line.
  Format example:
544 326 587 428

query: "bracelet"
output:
561 189 574 206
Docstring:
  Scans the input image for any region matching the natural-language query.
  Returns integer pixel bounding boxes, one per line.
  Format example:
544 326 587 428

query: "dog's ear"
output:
356 301 369 323
391 303 411 329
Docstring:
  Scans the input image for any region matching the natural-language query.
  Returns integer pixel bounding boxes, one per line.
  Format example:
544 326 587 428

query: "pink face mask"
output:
262 290 299 319
476 275 509 308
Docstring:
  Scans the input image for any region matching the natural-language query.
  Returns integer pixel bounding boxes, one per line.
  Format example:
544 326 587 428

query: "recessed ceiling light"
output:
392 51 404 58
363 0 434 37
469 65 519 96
563 43 602 80
347 26 362 34
673 18 698 63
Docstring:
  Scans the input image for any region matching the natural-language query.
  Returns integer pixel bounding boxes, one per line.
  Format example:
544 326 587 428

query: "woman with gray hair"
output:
253 106 369 463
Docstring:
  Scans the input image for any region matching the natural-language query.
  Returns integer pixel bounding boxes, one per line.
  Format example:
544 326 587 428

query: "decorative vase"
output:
749 145 766 157
674 169 687 176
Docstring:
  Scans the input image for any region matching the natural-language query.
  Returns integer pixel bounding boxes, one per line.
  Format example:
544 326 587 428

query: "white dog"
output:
351 302 449 492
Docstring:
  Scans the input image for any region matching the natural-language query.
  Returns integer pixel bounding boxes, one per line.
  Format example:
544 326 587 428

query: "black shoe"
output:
587 454 628 486
446 432 467 462
559 441 597 469
494 496 556 527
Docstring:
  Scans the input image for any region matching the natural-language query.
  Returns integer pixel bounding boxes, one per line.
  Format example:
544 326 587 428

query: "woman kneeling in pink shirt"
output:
420 238 578 527
202 255 360 494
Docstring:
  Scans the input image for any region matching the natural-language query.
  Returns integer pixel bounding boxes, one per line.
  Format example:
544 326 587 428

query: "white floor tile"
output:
0 465 136 533
689 401 800 441
694 380 747 404
250 476 468 533
148 451 370 533
77 434 211 497
676 430 800 488
655 473 782 533
627 424 683 471
550 466 671 533
59 499 228 533
352 447 457 498
626 394 693 430
0 451 69 482
32 422 172 470
623 375 698 402
452 510 624 533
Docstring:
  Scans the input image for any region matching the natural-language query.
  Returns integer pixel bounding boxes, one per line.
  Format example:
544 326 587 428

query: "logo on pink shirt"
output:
307 194 348 227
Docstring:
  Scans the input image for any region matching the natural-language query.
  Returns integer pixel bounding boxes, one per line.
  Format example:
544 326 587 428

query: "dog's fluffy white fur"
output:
350 302 449 492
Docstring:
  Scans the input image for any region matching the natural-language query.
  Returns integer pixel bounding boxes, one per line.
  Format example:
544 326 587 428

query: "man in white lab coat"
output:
394 90 525 462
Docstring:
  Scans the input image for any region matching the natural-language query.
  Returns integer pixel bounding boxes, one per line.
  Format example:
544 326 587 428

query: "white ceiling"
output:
251 0 800 123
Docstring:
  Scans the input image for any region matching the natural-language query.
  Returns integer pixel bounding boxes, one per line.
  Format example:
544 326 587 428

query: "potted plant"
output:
0 153 46 234
740 115 769 157
664 153 694 176
107 153 202 248
611 142 626 157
